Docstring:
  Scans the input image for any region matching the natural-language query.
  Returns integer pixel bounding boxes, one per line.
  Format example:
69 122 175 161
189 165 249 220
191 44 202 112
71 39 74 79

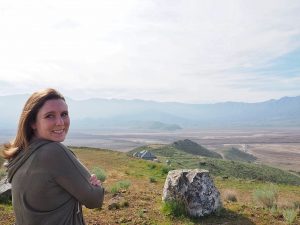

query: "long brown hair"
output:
2 88 66 159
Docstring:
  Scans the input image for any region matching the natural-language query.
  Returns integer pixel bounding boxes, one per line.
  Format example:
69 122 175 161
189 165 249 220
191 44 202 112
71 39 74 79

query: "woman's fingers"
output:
90 174 101 186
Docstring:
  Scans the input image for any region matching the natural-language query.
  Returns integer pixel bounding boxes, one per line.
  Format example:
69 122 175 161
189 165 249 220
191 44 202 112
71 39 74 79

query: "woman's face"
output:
31 99 70 142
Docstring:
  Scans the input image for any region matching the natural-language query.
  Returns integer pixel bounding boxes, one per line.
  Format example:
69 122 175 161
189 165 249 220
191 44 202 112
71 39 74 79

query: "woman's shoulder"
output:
34 140 72 160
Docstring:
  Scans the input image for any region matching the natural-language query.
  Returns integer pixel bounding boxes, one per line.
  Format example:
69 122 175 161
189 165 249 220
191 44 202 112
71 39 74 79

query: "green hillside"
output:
223 147 257 162
130 143 300 186
129 144 192 158
171 139 222 158
198 158 300 185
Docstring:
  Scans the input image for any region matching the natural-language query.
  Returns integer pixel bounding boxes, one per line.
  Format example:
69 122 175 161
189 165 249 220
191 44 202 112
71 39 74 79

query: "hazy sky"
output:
1 0 300 103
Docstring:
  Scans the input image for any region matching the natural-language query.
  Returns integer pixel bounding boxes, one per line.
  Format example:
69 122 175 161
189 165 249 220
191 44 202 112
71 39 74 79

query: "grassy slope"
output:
0 147 300 225
130 144 300 185
222 147 257 162
171 139 222 158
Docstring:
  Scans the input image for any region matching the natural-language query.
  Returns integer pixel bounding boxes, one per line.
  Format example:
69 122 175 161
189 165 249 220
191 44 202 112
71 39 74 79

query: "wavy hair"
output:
2 88 65 159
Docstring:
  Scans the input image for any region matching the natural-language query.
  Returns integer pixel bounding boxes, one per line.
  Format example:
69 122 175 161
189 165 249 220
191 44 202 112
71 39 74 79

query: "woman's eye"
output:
45 114 55 119
62 112 69 117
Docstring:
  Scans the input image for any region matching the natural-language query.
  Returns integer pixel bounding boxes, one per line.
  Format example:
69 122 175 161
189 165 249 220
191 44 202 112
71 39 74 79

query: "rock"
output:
162 169 221 217
0 175 12 200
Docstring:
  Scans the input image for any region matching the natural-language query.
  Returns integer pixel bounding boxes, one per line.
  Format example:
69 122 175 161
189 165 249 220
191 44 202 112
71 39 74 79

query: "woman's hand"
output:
90 174 102 187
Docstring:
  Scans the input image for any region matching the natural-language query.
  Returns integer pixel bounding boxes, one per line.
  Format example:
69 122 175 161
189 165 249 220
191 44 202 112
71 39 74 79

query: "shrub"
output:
120 200 129 208
223 190 237 202
149 177 157 183
148 163 156 169
162 199 187 217
253 184 278 208
293 201 300 210
91 167 107 182
110 180 131 194
161 166 171 175
282 208 298 225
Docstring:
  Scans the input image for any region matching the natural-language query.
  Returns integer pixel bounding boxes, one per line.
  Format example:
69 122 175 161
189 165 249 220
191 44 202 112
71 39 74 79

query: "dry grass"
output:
223 189 238 202
1 147 300 225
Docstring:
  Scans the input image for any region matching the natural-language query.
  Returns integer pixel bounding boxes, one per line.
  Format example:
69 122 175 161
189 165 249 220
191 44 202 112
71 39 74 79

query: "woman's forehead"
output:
39 99 68 112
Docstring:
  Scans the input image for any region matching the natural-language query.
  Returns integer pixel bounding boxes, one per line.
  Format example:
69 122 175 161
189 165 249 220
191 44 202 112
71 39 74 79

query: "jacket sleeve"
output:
39 142 104 209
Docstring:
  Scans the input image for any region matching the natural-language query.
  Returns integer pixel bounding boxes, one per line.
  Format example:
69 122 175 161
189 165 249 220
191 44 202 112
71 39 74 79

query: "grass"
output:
253 184 278 208
223 189 238 202
91 167 107 182
110 180 131 194
130 143 300 185
162 199 187 217
1 146 300 225
222 147 257 162
282 208 298 225
197 158 300 185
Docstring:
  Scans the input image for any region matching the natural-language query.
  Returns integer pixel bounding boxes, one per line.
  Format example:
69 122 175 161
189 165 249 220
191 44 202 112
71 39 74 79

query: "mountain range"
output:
1 94 300 131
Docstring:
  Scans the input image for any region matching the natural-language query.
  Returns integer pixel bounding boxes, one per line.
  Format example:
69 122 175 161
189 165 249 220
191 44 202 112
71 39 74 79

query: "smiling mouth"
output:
52 129 65 134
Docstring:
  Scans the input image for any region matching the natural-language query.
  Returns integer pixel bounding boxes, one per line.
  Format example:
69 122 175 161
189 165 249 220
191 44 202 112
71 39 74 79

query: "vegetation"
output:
130 142 300 185
223 189 238 202
171 139 222 158
1 146 300 225
197 158 300 185
162 199 187 217
223 147 257 162
282 208 298 225
110 180 131 194
91 167 107 182
253 184 278 208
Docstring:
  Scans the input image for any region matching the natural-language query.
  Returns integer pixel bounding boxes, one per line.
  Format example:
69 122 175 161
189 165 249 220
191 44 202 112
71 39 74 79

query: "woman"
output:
3 88 104 225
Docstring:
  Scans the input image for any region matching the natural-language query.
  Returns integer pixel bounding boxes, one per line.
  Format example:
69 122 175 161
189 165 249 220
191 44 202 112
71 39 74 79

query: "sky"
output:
0 0 300 104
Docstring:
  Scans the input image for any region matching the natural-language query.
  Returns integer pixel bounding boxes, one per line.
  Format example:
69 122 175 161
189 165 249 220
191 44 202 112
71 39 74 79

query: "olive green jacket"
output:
7 139 104 225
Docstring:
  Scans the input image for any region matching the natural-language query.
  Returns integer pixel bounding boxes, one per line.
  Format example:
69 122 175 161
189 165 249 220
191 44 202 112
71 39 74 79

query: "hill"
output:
129 139 222 159
223 147 257 162
1 146 300 225
171 139 222 158
129 142 300 185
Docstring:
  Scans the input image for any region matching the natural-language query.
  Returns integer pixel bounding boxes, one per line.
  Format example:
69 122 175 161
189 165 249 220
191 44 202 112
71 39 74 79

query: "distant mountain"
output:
1 95 300 130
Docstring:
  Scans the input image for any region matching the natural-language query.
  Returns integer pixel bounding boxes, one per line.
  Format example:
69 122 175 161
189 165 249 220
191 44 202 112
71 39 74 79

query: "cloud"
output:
0 0 300 103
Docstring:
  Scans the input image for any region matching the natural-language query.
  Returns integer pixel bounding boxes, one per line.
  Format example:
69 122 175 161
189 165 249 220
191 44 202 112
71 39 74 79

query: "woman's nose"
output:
56 116 64 125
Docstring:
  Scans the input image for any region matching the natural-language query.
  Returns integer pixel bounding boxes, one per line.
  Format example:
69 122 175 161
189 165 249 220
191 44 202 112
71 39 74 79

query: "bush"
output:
91 167 107 182
149 177 157 183
148 163 156 169
162 200 187 217
110 180 131 194
253 184 278 208
282 208 298 225
161 166 171 175
293 201 300 210
223 190 238 202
